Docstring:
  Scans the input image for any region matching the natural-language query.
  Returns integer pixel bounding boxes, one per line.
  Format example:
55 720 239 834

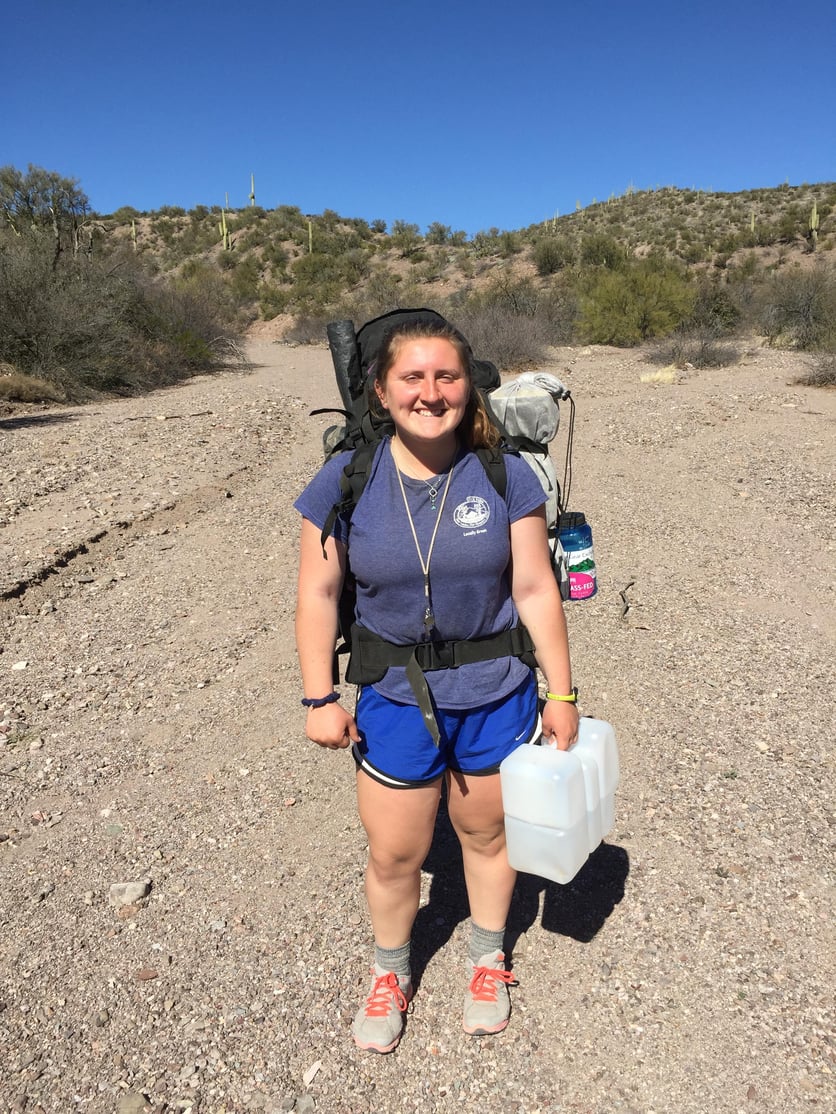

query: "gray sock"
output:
470 921 505 964
374 941 411 979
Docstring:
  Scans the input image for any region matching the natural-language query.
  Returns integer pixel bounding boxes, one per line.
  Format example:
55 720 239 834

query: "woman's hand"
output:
541 699 579 751
305 702 361 750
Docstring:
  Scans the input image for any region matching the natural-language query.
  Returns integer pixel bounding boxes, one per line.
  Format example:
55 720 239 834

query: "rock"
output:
109 880 151 906
116 1094 150 1114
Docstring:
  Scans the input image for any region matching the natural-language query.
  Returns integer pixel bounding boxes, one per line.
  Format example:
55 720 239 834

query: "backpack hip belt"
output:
346 621 536 746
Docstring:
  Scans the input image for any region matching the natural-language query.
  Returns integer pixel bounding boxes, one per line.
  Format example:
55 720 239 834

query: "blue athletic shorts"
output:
352 670 540 788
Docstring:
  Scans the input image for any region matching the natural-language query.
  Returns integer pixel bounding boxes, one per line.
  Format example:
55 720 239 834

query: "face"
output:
374 338 470 447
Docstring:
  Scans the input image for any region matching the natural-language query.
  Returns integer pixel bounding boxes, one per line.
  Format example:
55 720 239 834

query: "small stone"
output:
134 968 159 982
296 1097 316 1114
116 1094 150 1114
109 880 151 906
11 661 28 671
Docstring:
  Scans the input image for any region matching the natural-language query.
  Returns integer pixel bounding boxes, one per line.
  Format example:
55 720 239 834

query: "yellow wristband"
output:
546 688 579 703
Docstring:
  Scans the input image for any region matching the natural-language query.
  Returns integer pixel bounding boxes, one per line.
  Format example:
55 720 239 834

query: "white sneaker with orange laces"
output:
351 965 413 1053
462 949 516 1035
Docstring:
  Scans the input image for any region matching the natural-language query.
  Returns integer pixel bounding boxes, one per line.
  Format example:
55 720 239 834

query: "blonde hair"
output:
370 318 501 451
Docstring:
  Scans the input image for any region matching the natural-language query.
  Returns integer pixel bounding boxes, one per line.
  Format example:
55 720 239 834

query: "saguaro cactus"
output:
249 174 256 207
809 201 820 251
219 207 230 250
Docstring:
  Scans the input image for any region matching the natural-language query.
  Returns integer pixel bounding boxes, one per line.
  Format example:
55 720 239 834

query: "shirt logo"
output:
453 496 491 529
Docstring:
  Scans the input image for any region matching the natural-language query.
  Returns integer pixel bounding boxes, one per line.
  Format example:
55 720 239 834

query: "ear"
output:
373 379 388 409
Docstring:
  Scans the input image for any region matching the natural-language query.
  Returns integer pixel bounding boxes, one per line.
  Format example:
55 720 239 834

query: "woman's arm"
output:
295 518 360 749
510 509 579 750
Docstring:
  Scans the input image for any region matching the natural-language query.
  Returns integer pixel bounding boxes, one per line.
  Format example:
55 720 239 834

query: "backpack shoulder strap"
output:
319 441 379 554
475 444 508 501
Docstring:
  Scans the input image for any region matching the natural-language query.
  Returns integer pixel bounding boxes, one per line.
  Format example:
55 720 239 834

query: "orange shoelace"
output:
363 972 410 1017
468 963 516 1002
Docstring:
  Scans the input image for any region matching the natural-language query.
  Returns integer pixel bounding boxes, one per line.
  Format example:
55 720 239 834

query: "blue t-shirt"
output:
294 439 545 709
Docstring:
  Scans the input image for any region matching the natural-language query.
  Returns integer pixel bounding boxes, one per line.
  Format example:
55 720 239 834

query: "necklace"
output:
393 448 455 634
424 474 447 511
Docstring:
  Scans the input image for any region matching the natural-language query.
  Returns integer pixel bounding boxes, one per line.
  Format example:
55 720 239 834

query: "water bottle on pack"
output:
499 717 619 885
558 511 597 600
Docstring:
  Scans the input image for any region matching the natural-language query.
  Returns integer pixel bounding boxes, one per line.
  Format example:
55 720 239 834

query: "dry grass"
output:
639 366 679 385
0 368 65 402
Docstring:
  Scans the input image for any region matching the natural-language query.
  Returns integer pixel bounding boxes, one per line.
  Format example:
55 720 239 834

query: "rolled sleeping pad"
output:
326 320 362 407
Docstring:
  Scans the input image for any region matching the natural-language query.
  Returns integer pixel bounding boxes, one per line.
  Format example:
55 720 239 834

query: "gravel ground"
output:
1 339 834 1114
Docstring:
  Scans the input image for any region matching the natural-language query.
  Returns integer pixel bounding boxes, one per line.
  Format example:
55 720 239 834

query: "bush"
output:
0 367 65 402
533 236 574 276
452 302 549 368
648 327 740 369
795 352 836 387
0 233 244 400
258 282 292 320
757 263 836 350
390 220 421 257
579 233 625 269
578 260 695 346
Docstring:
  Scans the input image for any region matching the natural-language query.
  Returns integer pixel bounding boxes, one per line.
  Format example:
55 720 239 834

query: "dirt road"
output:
1 338 834 1113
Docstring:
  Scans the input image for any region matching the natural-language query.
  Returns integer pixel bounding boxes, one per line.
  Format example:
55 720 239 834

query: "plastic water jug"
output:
558 511 597 599
499 717 620 884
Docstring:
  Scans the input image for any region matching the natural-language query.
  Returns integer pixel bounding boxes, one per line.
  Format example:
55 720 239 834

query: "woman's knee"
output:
450 814 506 855
367 842 426 883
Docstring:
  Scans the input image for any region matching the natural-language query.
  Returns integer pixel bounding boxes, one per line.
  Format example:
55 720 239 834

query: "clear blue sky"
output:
3 0 834 235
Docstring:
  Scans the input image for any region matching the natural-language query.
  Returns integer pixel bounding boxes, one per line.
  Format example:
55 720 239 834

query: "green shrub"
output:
578 260 695 345
533 236 574 275
258 282 292 320
688 278 741 332
391 220 421 257
579 232 626 269
426 222 451 245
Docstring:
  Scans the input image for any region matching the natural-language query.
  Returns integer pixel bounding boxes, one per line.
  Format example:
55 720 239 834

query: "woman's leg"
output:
446 769 517 1035
356 770 442 947
446 770 516 930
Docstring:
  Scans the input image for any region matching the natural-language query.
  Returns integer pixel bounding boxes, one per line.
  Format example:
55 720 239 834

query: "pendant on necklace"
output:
426 479 439 511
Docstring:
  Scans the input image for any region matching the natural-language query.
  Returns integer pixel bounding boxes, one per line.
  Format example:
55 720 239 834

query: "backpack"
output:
311 309 574 686
484 372 574 600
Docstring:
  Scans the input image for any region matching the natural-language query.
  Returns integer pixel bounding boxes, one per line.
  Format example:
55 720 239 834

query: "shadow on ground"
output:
411 791 630 985
0 411 83 431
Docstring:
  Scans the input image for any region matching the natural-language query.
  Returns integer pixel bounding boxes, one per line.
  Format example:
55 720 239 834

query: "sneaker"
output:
351 965 413 1053
462 950 516 1036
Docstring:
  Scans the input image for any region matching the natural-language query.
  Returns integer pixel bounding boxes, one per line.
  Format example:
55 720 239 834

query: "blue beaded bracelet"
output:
301 691 340 708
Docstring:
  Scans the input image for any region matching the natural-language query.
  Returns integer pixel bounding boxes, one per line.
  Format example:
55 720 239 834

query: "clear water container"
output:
500 717 620 884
